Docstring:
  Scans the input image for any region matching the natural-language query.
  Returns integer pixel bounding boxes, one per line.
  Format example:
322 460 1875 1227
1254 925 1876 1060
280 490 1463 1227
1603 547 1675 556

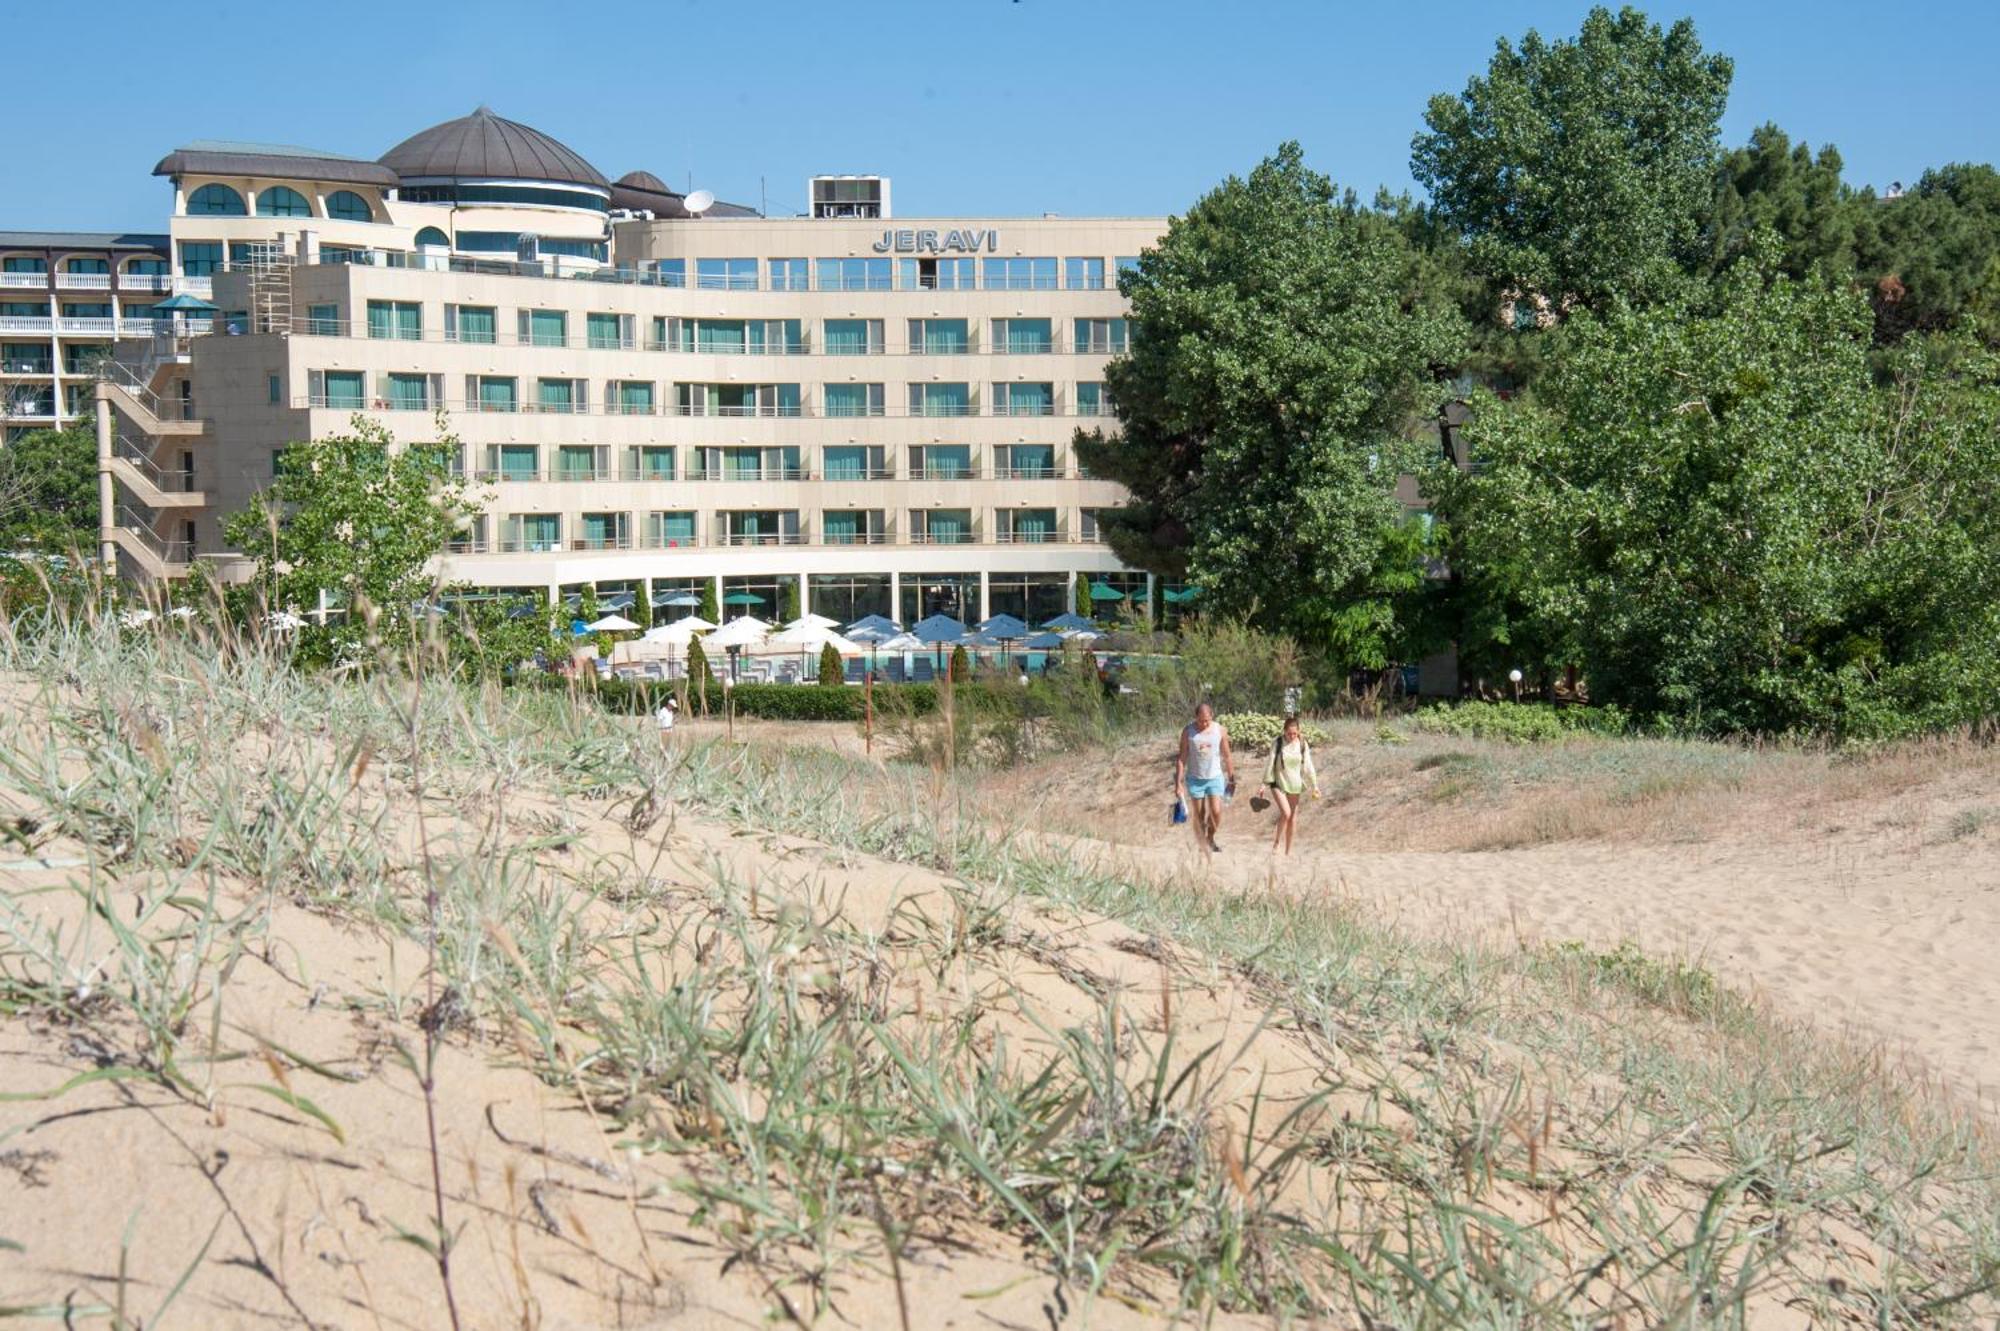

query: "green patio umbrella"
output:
1087 582 1125 602
723 591 765 607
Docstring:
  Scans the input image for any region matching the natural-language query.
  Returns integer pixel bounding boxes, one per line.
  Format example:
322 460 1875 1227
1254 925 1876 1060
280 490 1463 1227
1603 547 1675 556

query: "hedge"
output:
524 675 1012 723
1216 713 1332 749
1411 700 1630 743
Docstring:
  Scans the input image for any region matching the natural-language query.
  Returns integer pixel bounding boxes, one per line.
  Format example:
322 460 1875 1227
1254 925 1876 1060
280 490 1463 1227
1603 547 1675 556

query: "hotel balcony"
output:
119 273 175 294
0 273 48 290
0 316 55 334
55 273 113 291
1 357 54 376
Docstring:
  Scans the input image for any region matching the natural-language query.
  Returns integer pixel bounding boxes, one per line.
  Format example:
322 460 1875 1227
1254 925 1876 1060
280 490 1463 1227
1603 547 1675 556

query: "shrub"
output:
818 642 844 686
729 684 863 721
686 638 711 714
949 644 971 683
1412 701 1629 743
1216 713 1331 750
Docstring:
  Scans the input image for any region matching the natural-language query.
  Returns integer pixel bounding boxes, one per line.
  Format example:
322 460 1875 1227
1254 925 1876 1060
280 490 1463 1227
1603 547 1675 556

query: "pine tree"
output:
819 641 844 687
686 636 710 714
1072 573 1089 618
949 644 971 683
779 579 801 624
697 581 719 623
634 587 654 631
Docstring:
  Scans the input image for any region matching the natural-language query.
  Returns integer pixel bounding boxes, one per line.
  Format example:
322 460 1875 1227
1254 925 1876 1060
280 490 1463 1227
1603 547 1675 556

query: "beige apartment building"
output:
97 108 1165 625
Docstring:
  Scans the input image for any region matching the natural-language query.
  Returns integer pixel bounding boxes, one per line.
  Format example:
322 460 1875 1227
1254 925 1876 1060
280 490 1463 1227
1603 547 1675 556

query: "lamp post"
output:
724 675 736 741
1509 668 1523 703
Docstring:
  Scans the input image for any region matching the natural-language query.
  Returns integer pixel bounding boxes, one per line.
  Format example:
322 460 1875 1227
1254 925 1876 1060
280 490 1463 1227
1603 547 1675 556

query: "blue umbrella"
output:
1023 632 1067 650
976 613 1029 640
655 591 701 607
1041 612 1096 632
848 613 901 635
845 624 893 644
912 613 967 644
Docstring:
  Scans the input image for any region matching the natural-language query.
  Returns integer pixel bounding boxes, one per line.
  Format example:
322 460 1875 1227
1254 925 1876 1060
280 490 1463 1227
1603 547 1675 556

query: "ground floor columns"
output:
977 571 991 624
94 390 114 571
888 571 901 624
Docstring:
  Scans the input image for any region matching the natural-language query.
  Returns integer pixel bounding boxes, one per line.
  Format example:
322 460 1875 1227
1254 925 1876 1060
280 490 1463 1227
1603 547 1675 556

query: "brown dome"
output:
381 107 607 189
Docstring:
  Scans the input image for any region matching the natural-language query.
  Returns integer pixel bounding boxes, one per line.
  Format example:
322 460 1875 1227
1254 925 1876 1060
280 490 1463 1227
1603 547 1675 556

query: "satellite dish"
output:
685 189 714 215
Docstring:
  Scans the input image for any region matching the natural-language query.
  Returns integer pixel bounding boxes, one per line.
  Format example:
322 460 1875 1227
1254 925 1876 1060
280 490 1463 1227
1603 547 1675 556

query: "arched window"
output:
256 187 313 217
325 190 373 223
414 226 450 249
187 184 246 216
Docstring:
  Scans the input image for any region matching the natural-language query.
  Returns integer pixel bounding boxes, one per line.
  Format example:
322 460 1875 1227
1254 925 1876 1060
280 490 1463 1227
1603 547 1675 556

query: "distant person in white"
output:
656 695 679 749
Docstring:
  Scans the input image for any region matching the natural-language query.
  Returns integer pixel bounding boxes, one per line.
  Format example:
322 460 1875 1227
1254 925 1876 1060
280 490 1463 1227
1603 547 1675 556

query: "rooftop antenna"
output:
685 189 715 216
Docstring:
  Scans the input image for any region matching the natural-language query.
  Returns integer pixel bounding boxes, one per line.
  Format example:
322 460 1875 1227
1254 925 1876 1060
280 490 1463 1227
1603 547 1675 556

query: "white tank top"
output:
1185 722 1223 780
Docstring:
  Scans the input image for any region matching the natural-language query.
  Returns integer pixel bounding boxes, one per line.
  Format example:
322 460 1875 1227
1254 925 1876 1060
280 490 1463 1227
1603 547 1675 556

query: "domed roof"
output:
615 170 671 192
381 107 608 190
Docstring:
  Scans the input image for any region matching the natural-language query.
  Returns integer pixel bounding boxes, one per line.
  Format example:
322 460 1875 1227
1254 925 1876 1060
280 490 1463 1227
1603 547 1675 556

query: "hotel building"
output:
3 232 171 442
94 108 1164 625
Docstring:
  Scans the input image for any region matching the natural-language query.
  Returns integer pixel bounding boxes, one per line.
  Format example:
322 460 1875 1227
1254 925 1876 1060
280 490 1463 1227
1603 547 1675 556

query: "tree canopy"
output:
1439 266 2000 735
1411 5 1733 310
1074 143 1460 658
0 428 97 554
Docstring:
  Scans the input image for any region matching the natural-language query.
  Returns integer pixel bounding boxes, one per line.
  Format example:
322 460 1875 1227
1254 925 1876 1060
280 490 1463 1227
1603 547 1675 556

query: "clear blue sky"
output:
11 0 1997 232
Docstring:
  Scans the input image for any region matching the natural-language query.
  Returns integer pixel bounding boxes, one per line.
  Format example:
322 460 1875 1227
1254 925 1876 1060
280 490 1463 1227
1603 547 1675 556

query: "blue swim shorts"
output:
1186 775 1227 800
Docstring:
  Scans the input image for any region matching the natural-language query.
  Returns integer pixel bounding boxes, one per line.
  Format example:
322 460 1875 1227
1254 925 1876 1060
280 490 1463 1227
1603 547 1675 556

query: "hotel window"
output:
3 343 50 372
3 257 46 274
445 304 496 343
768 258 809 291
911 509 973 545
611 380 655 415
66 257 109 275
312 370 364 408
909 382 970 417
62 303 112 318
268 375 281 405
325 190 373 222
557 445 606 481
1076 382 1112 417
651 258 686 287
909 444 973 480
506 514 562 553
823 510 885 545
627 446 676 481
982 257 1057 291
718 510 801 546
647 511 697 547
490 444 539 480
366 300 422 341
536 378 582 414
64 344 110 375
1075 318 1128 354
123 304 157 322
698 445 798 481
993 382 1053 416
0 304 45 319
999 444 1056 479
384 373 432 411
824 383 884 418
694 319 744 353
474 376 518 413
519 309 568 347
587 312 633 349
126 258 169 277
256 187 313 218
305 303 339 335
816 258 891 292
1080 508 1104 542
997 508 1058 543
179 242 222 277
186 184 245 216
414 226 450 249
1065 257 1106 290
696 258 757 291
677 383 801 417
822 318 883 355
995 318 1053 354
822 445 884 480
908 318 969 355
899 257 975 291
1115 256 1141 279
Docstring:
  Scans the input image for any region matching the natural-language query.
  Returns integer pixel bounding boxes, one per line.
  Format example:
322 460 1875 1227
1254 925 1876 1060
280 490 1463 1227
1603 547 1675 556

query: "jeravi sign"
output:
871 228 1000 254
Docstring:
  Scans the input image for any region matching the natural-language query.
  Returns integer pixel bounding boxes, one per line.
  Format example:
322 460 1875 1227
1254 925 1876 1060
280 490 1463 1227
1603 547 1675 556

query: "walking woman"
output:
1263 715 1319 855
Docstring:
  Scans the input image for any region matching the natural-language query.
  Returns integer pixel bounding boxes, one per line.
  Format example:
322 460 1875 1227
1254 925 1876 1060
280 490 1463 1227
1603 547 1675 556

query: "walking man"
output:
1176 702 1236 853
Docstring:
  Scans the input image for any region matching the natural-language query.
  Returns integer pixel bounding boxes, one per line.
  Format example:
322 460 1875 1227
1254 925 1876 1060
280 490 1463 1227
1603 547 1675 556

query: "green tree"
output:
685 636 710 713
696 580 719 624
1857 164 2000 341
819 641 844 687
224 417 479 660
949 643 971 683
1412 6 1733 309
1075 143 1461 654
0 427 97 553
778 577 801 624
1442 264 2000 735
633 586 654 631
1699 123 1860 282
1071 572 1088 618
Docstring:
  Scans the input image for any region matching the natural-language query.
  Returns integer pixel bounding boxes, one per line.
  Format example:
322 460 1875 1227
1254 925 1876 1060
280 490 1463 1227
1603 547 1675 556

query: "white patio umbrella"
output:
767 622 863 654
703 615 771 650
586 613 640 632
643 615 713 645
784 612 841 631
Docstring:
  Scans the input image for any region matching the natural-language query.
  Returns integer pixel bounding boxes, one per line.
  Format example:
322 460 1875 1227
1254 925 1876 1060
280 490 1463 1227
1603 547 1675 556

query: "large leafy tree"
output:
1411 5 1733 310
1441 263 2000 735
1074 143 1460 658
1857 163 2000 341
225 416 480 656
0 427 97 553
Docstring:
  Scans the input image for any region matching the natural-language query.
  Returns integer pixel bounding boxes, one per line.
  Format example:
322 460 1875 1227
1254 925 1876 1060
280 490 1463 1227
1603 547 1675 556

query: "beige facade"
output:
3 233 172 443
97 113 1162 620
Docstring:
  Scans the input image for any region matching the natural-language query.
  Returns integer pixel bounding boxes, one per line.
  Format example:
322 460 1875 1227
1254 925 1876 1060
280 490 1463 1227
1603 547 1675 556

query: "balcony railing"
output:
2 401 58 421
0 317 54 334
909 529 981 546
1073 338 1129 355
120 273 174 293
995 463 1062 480
299 394 1112 425
994 527 1068 544
570 534 634 551
688 466 809 483
820 530 891 546
994 339 1058 355
0 273 47 289
674 403 806 418
56 273 113 290
719 531 806 547
819 466 896 482
115 437 199 492
1 358 53 374
58 318 118 335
